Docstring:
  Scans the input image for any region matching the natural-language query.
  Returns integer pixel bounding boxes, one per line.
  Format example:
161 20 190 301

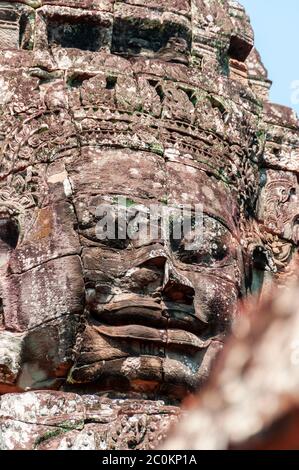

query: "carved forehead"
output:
66 147 239 231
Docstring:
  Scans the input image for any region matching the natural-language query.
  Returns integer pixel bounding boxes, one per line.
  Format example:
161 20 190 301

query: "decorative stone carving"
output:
0 0 297 450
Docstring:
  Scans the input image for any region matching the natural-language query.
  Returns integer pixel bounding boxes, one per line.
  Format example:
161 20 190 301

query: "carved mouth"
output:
92 323 212 353
90 299 211 340
69 301 219 397
88 299 215 358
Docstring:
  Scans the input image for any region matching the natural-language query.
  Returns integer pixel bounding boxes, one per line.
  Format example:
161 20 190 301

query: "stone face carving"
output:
0 0 298 450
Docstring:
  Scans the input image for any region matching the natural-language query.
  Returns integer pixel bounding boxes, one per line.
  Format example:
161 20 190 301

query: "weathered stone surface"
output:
3 255 84 331
0 331 24 391
0 0 297 450
0 391 180 450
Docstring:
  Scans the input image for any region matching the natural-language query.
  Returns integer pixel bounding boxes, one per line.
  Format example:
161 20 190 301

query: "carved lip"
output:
93 323 212 352
91 300 209 339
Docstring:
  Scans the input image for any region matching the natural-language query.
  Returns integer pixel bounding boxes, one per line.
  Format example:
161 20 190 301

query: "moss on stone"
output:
34 428 64 448
148 142 164 156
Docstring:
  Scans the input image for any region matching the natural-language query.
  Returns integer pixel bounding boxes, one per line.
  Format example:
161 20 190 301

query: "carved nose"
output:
162 261 195 305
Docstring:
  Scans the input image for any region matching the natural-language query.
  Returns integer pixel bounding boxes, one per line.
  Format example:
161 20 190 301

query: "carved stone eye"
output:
47 15 111 52
176 242 228 266
0 218 19 249
111 17 191 61
252 246 276 273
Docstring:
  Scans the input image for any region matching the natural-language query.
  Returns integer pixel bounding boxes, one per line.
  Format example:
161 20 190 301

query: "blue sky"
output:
241 0 299 115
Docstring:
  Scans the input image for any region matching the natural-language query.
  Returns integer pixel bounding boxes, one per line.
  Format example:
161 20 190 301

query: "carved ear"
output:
243 238 277 296
252 246 276 273
245 245 277 296
0 218 19 249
